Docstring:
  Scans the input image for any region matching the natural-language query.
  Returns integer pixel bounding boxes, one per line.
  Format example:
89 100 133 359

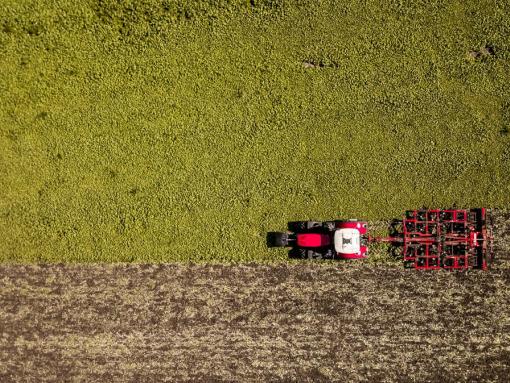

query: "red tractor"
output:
267 208 494 270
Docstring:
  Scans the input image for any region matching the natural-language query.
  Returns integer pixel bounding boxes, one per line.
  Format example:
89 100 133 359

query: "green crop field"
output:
1 0 510 262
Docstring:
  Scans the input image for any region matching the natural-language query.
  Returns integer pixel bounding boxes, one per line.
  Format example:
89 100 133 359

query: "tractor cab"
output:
334 228 361 254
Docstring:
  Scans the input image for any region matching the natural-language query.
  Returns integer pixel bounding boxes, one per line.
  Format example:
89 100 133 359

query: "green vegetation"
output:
1 0 510 262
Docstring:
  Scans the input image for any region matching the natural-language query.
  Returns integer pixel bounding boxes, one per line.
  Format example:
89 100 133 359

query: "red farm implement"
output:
267 208 494 270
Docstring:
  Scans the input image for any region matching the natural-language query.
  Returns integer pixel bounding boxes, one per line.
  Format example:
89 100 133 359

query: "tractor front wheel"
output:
288 221 323 232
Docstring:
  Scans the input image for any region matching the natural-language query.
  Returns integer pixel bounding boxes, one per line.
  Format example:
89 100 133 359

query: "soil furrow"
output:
1 264 509 382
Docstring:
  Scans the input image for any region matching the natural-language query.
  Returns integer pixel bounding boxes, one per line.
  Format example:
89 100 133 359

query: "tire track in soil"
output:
1 263 509 382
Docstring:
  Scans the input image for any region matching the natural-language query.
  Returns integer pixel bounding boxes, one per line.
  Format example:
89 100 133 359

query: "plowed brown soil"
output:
493 210 510 259
1 264 509 382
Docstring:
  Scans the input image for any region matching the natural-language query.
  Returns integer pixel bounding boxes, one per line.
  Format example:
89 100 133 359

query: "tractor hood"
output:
334 228 361 255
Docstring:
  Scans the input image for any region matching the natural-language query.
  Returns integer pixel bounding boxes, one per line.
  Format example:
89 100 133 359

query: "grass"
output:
1 0 510 262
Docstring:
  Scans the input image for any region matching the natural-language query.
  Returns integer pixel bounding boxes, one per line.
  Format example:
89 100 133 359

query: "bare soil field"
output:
493 210 510 259
1 263 509 382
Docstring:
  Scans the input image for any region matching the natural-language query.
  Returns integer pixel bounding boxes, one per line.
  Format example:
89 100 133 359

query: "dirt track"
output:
1 264 509 382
